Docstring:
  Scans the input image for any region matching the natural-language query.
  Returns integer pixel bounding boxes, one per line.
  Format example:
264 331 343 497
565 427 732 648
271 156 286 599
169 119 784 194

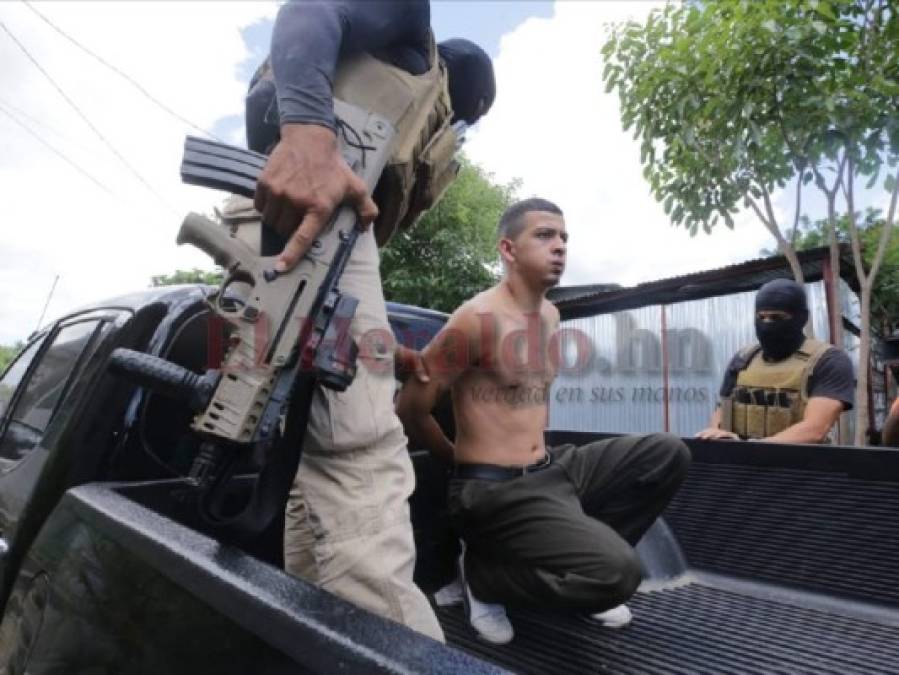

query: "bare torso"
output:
451 287 559 466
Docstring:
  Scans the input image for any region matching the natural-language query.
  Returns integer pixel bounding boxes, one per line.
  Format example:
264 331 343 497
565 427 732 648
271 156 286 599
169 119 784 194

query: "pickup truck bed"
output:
414 431 899 674
4 288 898 673
440 579 899 674
28 433 898 675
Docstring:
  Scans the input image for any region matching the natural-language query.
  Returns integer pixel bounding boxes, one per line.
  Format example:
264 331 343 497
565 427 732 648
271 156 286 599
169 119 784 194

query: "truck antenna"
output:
35 274 60 334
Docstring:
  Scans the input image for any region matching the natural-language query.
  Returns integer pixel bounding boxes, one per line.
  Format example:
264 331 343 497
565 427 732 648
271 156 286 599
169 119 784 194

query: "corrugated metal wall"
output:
664 292 755 435
549 306 664 433
550 280 857 437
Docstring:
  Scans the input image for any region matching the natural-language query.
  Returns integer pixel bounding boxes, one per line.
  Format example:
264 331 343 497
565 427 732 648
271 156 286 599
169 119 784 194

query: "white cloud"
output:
0 1 277 344
465 1 777 289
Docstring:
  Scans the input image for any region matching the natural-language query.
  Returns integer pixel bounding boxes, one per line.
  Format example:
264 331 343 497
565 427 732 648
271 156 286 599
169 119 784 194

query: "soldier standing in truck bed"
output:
235 0 495 642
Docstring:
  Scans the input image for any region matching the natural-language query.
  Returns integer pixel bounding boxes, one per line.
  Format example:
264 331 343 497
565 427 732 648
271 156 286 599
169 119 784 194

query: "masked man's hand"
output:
695 428 741 441
254 124 379 272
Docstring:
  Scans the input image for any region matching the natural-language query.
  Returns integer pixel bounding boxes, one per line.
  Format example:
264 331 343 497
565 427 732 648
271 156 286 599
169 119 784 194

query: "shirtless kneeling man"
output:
397 198 691 644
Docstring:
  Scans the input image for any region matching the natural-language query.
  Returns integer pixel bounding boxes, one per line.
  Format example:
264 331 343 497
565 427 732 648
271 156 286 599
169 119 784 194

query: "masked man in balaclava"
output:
697 279 854 444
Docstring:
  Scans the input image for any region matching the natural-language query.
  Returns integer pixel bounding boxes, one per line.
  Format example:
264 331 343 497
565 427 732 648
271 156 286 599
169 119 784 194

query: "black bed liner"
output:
429 435 899 674
438 579 899 674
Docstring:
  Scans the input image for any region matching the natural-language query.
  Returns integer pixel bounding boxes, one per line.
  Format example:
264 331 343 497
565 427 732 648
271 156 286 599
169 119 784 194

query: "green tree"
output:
768 210 899 337
0 342 24 374
380 158 517 313
604 0 899 445
151 268 224 287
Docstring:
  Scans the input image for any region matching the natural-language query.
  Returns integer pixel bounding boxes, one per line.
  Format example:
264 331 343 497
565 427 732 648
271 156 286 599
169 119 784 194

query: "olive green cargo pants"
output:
448 433 690 612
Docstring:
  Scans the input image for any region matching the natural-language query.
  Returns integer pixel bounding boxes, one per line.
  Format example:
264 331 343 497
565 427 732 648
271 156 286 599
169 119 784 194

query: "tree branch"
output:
760 183 785 245
867 169 899 283
843 156 868 288
791 173 802 247
757 183 805 283
745 195 776 234
812 150 848 200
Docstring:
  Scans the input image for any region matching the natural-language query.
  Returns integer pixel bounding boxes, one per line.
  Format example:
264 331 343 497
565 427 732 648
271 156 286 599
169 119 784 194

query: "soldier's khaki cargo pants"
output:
221 196 443 642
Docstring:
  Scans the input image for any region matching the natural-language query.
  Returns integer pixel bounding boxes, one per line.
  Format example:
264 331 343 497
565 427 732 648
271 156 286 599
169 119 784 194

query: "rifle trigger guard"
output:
213 263 254 320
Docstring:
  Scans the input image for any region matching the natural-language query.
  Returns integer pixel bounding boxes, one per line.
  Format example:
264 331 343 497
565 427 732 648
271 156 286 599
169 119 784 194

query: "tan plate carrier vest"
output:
720 338 832 440
255 33 458 248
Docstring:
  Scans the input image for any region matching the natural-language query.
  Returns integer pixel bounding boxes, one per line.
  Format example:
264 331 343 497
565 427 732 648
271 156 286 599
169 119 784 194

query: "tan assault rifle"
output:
108 99 395 538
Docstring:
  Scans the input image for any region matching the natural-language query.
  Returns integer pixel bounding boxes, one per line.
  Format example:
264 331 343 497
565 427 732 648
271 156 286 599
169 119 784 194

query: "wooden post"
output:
661 304 670 433
822 255 839 347
822 255 853 444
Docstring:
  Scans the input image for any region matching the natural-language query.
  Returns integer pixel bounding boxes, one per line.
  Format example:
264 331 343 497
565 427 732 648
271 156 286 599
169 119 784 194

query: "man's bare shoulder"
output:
542 298 560 325
419 289 503 386
466 286 505 312
447 286 504 325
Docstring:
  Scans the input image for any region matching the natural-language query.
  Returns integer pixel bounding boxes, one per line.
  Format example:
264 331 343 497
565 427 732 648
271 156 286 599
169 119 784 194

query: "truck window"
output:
0 339 43 421
0 321 99 464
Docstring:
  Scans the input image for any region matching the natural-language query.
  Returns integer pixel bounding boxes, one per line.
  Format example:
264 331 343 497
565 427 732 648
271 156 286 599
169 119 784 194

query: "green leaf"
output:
814 1 836 20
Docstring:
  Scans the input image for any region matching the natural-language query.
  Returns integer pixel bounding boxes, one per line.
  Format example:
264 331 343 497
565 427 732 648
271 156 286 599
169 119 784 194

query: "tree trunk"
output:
825 212 849 442
825 198 844 347
854 282 872 446
779 242 819 339
782 244 805 285
751 190 807 285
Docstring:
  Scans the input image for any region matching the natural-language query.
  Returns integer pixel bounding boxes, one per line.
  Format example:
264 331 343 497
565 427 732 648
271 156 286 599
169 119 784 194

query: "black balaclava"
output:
754 279 809 361
437 39 496 125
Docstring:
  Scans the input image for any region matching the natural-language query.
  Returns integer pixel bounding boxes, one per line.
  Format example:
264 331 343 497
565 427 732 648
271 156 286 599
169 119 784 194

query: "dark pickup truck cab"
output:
0 285 897 674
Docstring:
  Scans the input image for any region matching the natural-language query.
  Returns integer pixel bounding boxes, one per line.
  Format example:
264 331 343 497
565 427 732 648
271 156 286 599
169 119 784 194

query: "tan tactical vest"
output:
720 338 832 440
254 34 458 247
333 35 458 246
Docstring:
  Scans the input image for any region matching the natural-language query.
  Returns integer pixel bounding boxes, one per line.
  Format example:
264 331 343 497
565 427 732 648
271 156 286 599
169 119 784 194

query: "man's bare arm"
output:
396 378 455 463
883 403 899 447
697 399 842 443
396 306 479 463
763 397 843 444
394 344 430 384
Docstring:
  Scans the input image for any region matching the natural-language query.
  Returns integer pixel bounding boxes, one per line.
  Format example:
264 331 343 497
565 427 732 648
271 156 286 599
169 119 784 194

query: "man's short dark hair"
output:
497 198 563 240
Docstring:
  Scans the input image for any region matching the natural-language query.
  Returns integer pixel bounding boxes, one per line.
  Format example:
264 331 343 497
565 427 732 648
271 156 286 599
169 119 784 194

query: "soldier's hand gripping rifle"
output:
108 100 396 538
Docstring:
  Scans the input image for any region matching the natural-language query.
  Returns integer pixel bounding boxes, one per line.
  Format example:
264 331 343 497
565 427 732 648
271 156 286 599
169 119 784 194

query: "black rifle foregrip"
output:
108 348 220 412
